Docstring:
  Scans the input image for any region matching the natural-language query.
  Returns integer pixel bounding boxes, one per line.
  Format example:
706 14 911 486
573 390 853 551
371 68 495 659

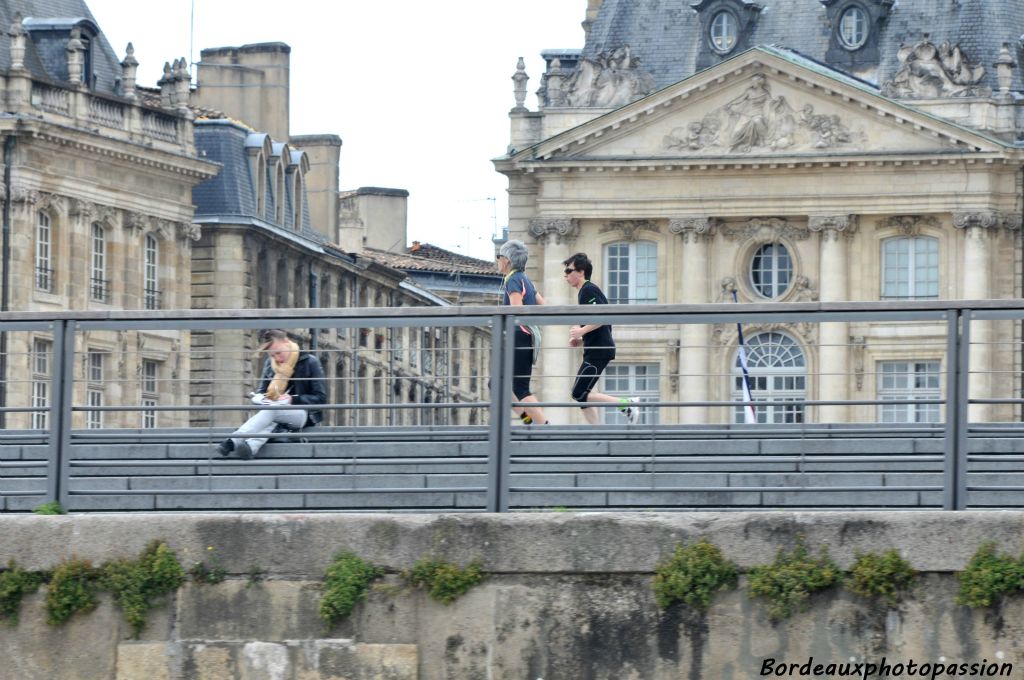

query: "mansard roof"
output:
584 0 1024 93
0 0 123 96
363 243 501 277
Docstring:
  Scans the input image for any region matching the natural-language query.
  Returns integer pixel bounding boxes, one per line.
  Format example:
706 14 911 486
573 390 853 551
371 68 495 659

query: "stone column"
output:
528 217 579 424
670 218 716 423
954 212 1001 422
809 215 856 424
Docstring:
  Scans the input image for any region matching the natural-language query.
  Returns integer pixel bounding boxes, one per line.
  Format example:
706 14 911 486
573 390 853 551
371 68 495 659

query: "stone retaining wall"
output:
1 512 1022 679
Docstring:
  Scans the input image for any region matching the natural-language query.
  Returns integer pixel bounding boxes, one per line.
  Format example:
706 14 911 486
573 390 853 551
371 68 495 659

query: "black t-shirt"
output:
577 281 614 350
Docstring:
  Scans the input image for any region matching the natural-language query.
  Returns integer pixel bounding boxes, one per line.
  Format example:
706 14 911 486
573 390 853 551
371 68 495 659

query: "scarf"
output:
264 340 299 400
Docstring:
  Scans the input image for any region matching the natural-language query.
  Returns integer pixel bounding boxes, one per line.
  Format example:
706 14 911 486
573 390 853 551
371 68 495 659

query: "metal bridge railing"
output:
0 300 1022 512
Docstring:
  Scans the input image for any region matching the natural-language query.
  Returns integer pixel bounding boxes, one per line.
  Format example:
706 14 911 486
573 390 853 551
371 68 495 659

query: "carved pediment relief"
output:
564 45 656 108
666 74 863 153
881 40 991 99
876 215 940 236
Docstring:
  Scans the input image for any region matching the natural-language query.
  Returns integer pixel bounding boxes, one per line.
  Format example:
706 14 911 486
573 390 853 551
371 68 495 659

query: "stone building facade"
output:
0 1 217 430
498 1 1024 425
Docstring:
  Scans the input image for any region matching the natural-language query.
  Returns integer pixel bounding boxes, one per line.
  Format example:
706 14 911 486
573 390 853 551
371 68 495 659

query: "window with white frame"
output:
36 212 53 292
31 339 51 430
86 349 104 429
881 236 938 300
750 242 792 299
732 331 806 423
601 363 660 425
141 359 159 429
877 361 941 423
90 224 108 302
143 234 160 310
605 241 657 304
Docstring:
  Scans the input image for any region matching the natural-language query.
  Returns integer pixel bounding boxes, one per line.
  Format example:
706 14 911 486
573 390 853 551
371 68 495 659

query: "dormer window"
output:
838 5 868 50
691 1 763 69
710 11 739 54
23 18 99 87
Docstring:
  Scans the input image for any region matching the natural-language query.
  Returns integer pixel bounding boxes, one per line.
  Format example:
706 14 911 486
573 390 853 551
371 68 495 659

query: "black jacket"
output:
259 352 327 426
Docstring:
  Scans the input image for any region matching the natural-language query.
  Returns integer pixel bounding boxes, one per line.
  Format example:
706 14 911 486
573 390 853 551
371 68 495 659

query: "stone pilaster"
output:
528 217 579 424
954 212 1000 422
809 215 857 423
670 217 717 423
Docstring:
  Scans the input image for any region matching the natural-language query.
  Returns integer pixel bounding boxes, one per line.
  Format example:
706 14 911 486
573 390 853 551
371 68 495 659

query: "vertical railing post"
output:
486 313 512 512
943 309 969 510
46 319 75 507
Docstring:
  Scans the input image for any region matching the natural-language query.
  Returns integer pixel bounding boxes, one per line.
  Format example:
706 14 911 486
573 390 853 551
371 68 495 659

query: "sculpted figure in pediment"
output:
882 40 991 98
665 74 859 153
565 45 656 108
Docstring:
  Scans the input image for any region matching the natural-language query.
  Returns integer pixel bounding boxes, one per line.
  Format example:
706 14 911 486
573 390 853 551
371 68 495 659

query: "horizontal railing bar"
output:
69 487 488 495
508 485 941 493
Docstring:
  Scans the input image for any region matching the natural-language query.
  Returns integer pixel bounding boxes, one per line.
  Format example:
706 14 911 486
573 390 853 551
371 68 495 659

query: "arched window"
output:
604 240 657 304
750 242 792 299
275 163 286 224
90 224 107 302
733 331 806 423
143 234 160 310
293 172 303 230
35 211 53 292
255 154 266 217
881 236 938 299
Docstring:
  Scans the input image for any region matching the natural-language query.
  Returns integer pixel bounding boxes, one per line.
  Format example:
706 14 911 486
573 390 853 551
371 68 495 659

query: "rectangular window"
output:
36 212 53 292
422 329 433 373
31 339 51 430
142 359 158 428
143 235 160 310
86 350 104 429
605 241 658 304
877 361 941 423
882 237 938 300
601 363 660 425
90 225 108 302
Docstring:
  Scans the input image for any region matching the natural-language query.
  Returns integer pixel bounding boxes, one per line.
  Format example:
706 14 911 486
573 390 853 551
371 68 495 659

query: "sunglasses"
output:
563 268 576 275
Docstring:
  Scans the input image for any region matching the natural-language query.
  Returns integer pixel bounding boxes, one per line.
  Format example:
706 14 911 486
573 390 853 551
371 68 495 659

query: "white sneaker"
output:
624 397 641 425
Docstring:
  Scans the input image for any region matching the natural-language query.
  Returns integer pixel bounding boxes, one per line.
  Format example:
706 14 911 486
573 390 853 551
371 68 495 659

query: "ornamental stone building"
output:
0 0 218 430
498 0 1024 425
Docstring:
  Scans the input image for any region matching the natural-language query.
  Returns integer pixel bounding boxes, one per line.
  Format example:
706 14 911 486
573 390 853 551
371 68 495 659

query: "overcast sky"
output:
84 0 587 260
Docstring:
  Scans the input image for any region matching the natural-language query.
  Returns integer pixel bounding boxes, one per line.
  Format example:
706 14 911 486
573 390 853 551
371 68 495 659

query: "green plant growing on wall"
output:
45 558 102 626
956 541 1024 608
188 546 226 585
102 541 186 638
652 538 739 612
846 550 917 605
33 501 66 515
0 560 45 625
401 556 486 605
319 552 383 628
748 536 841 620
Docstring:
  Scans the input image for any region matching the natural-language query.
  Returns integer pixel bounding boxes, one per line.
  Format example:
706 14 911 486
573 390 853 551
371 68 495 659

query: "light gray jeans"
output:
230 408 307 455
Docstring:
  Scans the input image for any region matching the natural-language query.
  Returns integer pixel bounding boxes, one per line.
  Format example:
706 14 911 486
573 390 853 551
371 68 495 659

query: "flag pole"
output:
732 290 757 424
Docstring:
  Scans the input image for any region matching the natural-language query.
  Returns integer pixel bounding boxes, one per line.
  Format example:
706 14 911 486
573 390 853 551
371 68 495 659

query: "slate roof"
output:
363 243 500 277
0 0 124 96
583 0 1024 93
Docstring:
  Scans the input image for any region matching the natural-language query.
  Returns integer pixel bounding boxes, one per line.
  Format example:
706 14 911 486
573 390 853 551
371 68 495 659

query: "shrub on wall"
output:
653 538 738 612
956 541 1024 608
748 537 841 620
45 558 103 626
319 551 384 628
0 561 45 625
102 541 186 637
846 550 917 605
400 557 487 605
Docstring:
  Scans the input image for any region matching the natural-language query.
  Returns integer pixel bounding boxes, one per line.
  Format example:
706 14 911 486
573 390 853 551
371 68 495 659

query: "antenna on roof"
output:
189 0 195 82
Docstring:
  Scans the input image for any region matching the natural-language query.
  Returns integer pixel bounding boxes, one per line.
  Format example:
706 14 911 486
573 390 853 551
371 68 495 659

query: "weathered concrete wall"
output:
1 512 1023 679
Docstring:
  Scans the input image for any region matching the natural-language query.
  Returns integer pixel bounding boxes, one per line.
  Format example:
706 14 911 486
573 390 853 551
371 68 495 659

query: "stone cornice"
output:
29 126 218 180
